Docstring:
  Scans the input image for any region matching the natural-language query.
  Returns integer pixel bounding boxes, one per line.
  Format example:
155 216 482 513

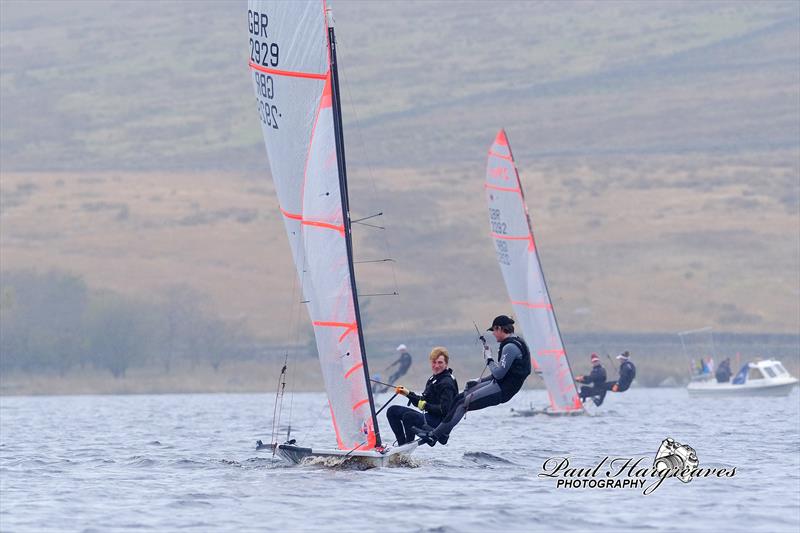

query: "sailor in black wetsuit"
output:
387 344 413 384
387 347 458 445
605 351 636 392
715 357 731 384
576 353 607 406
415 315 531 446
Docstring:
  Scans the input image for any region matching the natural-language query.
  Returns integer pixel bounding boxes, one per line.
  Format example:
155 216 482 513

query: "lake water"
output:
1 387 798 532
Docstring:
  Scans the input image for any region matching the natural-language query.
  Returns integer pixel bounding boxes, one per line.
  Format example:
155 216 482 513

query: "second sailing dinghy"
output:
485 130 584 416
248 0 416 465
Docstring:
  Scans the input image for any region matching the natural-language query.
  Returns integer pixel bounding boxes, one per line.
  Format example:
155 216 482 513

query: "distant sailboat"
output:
485 130 584 416
248 0 416 465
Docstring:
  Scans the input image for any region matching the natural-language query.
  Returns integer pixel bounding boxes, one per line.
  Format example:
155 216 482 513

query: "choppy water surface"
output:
1 388 798 532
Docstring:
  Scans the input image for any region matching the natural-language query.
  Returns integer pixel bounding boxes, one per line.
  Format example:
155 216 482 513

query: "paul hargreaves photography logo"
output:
538 438 737 495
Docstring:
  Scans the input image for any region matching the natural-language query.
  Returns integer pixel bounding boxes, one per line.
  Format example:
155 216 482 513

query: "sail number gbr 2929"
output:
249 9 280 130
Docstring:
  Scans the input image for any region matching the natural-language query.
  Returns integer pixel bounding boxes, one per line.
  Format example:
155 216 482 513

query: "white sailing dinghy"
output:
248 0 416 465
484 130 584 416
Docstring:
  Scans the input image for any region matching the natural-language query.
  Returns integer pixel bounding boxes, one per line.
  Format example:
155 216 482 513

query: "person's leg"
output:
399 409 426 444
387 405 411 444
579 385 594 400
431 381 502 440
593 388 607 406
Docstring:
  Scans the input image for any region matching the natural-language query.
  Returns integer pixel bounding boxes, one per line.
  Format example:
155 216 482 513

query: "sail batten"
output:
249 0 379 449
485 129 583 413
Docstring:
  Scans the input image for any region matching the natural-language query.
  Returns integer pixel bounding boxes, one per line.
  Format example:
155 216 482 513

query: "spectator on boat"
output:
715 358 732 383
387 347 458 445
414 315 531 446
576 353 608 405
606 351 636 392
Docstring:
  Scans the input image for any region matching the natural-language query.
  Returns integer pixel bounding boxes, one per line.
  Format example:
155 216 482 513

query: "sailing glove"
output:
417 400 427 411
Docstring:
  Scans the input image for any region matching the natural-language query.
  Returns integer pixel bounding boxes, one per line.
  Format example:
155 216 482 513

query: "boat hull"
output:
511 406 585 417
687 378 798 397
276 441 418 467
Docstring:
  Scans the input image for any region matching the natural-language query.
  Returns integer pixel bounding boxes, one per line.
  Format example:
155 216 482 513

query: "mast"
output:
327 25 382 447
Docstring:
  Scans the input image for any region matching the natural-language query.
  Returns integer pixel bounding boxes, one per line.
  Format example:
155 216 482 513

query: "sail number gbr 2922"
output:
249 9 280 130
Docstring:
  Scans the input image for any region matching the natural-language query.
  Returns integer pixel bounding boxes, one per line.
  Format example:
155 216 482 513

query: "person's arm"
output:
487 342 522 380
387 358 399 369
405 389 422 407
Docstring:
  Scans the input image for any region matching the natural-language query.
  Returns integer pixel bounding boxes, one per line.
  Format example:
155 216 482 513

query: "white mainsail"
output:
248 0 380 450
485 129 583 413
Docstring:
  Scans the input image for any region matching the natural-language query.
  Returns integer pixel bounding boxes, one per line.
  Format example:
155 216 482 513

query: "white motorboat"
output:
687 359 798 397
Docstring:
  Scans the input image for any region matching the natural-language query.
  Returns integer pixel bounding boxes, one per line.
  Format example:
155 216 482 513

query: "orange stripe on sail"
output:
313 321 353 328
491 232 534 251
337 323 357 342
248 61 327 79
488 149 513 161
344 362 364 379
491 233 528 241
280 207 303 220
302 219 345 236
573 395 583 410
560 382 576 394
311 321 358 342
539 349 566 356
329 402 345 450
485 183 521 193
352 398 369 411
320 72 333 109
511 300 553 310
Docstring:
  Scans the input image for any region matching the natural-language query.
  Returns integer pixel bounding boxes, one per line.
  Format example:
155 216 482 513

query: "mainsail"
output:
248 0 380 449
485 129 583 413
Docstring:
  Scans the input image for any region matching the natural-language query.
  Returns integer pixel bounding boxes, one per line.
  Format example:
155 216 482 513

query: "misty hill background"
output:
1 1 798 390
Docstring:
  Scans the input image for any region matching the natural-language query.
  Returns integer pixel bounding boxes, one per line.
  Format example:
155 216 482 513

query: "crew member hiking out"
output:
387 344 412 384
575 353 607 406
387 347 458 445
414 315 531 446
373 344 413 393
605 351 636 393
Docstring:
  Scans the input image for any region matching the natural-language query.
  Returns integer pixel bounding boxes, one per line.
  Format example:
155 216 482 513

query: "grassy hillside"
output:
1 1 799 342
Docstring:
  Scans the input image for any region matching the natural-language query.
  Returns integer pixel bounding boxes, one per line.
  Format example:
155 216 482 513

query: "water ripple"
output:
0 389 797 532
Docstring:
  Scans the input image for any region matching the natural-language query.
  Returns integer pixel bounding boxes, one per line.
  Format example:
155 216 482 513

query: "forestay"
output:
485 129 582 413
248 0 379 450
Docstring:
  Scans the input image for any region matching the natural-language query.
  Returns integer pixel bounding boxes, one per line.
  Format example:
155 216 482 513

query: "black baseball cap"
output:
487 315 515 331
